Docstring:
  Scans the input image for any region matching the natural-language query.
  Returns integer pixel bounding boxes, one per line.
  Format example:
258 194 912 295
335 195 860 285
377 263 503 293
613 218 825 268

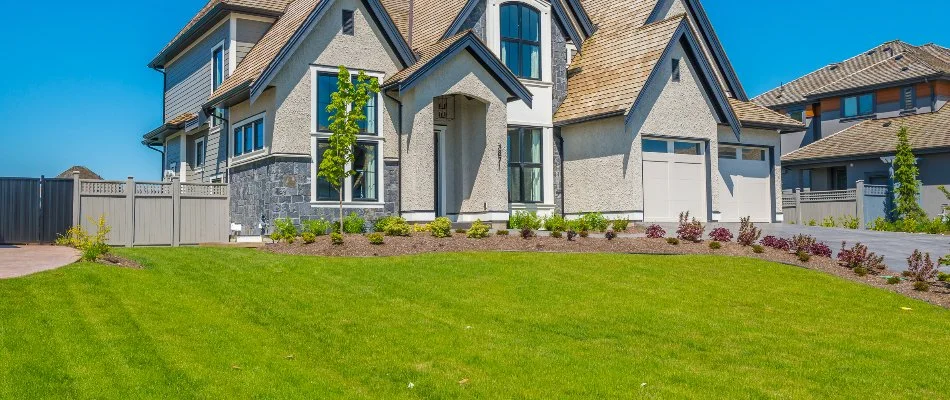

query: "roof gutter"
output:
803 74 946 100
783 146 950 166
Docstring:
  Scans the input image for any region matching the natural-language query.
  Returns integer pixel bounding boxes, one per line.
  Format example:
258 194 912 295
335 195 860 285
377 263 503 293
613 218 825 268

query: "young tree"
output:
317 66 380 233
893 125 924 220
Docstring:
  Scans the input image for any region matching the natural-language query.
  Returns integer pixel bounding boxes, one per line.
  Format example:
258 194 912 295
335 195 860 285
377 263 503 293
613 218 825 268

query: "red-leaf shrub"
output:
790 234 816 253
709 227 733 242
760 235 790 251
809 242 832 258
837 242 885 272
907 249 937 282
646 224 666 239
737 217 761 246
676 212 704 242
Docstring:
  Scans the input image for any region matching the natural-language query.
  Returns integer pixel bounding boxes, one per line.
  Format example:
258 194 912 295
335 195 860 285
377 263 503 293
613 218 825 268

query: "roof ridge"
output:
803 47 919 96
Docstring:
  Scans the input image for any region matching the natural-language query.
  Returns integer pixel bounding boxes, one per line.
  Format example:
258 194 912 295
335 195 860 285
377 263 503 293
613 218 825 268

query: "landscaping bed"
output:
265 234 950 309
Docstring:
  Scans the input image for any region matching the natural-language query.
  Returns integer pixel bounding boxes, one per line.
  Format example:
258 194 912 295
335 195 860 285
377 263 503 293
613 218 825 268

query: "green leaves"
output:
893 125 925 220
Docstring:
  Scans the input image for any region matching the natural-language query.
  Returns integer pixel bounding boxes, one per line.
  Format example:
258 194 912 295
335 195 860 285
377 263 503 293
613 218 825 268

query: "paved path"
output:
0 245 80 279
656 222 950 272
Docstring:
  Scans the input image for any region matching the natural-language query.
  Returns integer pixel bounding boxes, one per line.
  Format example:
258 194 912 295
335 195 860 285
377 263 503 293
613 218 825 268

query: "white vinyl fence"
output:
72 172 229 246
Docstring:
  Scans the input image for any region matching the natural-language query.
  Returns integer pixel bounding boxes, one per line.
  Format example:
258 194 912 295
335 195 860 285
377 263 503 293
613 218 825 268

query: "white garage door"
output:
642 138 708 222
718 145 772 222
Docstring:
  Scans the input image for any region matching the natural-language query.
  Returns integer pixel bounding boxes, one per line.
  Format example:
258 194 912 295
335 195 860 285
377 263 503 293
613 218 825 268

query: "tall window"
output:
212 46 224 90
315 141 378 202
508 127 543 203
829 166 847 190
500 3 541 80
316 72 377 135
342 10 355 35
233 117 264 156
315 140 341 201
842 93 874 118
194 137 206 168
671 58 681 82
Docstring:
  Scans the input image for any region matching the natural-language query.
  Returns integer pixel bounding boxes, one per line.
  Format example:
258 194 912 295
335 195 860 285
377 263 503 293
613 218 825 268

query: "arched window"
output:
500 3 541 80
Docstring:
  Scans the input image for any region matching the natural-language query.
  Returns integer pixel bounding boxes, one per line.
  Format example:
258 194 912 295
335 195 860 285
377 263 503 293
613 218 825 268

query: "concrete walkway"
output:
0 245 80 279
655 222 950 272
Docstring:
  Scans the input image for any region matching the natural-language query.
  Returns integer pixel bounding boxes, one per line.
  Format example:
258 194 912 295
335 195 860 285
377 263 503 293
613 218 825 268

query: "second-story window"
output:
902 86 915 110
671 58 681 82
788 108 805 123
316 72 378 135
842 93 874 118
342 10 355 35
212 46 224 91
500 3 541 80
233 117 264 157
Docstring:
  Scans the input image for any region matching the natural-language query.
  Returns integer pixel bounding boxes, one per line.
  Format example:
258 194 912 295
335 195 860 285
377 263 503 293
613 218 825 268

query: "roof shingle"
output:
728 98 803 131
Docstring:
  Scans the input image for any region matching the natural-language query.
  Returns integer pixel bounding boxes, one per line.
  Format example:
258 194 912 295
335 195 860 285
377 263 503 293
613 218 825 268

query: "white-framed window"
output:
232 113 266 158
310 65 385 206
212 44 224 91
500 2 542 80
507 126 543 203
718 145 766 161
194 136 206 169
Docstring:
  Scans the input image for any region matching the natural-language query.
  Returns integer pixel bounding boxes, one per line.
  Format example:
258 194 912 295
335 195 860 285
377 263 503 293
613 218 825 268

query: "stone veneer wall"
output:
459 0 487 40
551 18 568 215
229 157 399 235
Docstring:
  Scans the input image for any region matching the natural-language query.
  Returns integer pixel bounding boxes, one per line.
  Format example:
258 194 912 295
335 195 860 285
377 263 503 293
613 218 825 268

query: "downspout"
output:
385 91 404 217
557 129 565 217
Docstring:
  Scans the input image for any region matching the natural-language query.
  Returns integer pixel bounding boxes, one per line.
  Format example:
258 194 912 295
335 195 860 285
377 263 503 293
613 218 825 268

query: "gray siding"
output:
165 136 181 177
236 19 272 66
164 21 230 122
184 128 227 183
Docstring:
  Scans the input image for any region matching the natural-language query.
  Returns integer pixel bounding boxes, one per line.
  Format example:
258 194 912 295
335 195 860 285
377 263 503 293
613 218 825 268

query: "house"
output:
56 166 103 180
141 0 802 233
753 40 950 204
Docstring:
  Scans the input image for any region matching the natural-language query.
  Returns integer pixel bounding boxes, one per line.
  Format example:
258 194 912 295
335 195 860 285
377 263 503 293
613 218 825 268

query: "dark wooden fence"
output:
0 177 74 244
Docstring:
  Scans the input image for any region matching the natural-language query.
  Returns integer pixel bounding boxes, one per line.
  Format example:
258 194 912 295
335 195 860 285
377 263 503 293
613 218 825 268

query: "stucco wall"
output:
399 50 511 219
269 0 403 156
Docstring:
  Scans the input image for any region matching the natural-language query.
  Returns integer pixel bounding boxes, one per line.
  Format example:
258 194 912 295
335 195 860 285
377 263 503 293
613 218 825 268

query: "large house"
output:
754 40 950 215
142 0 801 233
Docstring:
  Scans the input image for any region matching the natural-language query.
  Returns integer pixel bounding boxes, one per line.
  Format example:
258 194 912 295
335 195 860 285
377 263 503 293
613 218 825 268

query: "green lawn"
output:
1 249 949 398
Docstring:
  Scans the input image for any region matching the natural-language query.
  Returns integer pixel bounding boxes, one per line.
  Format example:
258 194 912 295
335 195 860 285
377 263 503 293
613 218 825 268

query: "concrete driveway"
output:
0 245 80 279
656 222 950 272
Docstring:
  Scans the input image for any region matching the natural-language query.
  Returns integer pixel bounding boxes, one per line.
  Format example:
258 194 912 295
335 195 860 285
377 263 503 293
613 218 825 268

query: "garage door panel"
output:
718 152 771 223
643 139 707 222
643 160 670 221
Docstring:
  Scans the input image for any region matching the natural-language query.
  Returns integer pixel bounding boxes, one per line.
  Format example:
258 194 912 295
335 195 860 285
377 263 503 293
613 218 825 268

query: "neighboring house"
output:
142 0 801 233
753 40 950 193
56 166 103 180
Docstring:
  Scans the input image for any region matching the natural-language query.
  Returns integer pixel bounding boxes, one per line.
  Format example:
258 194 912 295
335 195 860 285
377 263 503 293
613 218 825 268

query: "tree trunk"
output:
339 178 344 234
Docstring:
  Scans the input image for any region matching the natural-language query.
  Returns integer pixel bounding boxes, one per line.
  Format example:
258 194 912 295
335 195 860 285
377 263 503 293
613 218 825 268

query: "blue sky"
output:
0 0 946 180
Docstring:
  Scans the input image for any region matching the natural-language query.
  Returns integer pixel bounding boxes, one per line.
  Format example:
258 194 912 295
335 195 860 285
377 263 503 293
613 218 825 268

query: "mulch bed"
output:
264 234 950 309
96 253 144 269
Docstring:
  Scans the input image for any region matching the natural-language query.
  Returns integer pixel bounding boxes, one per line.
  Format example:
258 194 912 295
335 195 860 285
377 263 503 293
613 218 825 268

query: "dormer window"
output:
500 3 541 80
212 46 223 90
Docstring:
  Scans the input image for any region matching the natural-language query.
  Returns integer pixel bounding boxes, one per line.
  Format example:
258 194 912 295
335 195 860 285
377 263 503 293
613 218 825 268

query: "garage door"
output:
718 145 772 222
642 138 708 222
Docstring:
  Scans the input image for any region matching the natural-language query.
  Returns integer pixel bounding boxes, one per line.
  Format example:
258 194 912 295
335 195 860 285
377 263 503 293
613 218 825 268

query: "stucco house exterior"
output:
753 40 950 216
142 0 801 233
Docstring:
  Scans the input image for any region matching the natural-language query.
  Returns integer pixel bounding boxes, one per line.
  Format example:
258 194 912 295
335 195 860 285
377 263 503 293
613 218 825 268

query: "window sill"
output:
310 201 385 209
229 149 269 167
899 109 918 115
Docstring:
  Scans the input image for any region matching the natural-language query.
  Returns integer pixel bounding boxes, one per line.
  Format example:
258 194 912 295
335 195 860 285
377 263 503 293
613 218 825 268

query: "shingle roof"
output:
782 105 950 164
210 0 321 101
384 31 470 86
554 15 684 124
57 166 103 180
754 40 950 108
167 112 198 125
379 0 409 41
408 0 469 49
728 98 803 131
151 0 292 68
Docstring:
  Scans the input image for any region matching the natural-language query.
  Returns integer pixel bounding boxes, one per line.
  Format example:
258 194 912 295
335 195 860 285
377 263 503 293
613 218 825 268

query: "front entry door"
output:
434 126 447 217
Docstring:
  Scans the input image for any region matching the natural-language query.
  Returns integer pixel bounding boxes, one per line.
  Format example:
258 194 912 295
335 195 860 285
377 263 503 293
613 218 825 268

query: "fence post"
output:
794 188 802 225
172 177 181 247
71 171 81 228
856 180 865 230
125 177 135 247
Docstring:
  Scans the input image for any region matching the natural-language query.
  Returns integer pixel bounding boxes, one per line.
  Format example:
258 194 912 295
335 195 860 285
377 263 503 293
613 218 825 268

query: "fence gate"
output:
0 177 74 244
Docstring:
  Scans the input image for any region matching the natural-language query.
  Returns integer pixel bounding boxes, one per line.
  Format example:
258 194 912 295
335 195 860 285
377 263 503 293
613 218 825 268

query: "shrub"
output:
342 212 365 234
580 212 610 232
58 215 112 262
384 218 412 237
270 233 283 242
566 230 577 241
666 237 680 245
760 236 791 252
709 227 733 242
467 220 490 239
938 272 950 282
413 223 431 233
430 217 452 238
737 217 761 246
373 216 399 233
901 270 913 277
302 218 332 236
887 276 901 285
837 242 885 272
906 249 937 283
579 230 589 238
509 211 542 230
455 229 467 234
566 219 586 232
645 224 666 239
807 219 817 226
854 267 868 276
605 231 617 241
496 229 510 236
521 228 535 239
752 244 765 254
611 219 630 233
913 281 930 291
790 234 816 254
285 235 295 245
274 218 298 243
301 232 316 244
676 212 704 242
551 230 563 239
368 232 384 245
869 217 893 232
839 215 859 230
797 251 811 262
543 214 567 232
709 241 722 250
330 232 344 245
821 216 837 228
808 242 831 258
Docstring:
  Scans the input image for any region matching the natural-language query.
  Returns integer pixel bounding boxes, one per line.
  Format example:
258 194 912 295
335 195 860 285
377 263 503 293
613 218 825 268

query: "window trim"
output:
311 66 382 136
787 106 805 123
313 138 384 204
499 2 543 81
211 42 225 91
507 126 544 204
341 9 355 36
841 92 875 118
230 113 266 159
194 136 206 169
